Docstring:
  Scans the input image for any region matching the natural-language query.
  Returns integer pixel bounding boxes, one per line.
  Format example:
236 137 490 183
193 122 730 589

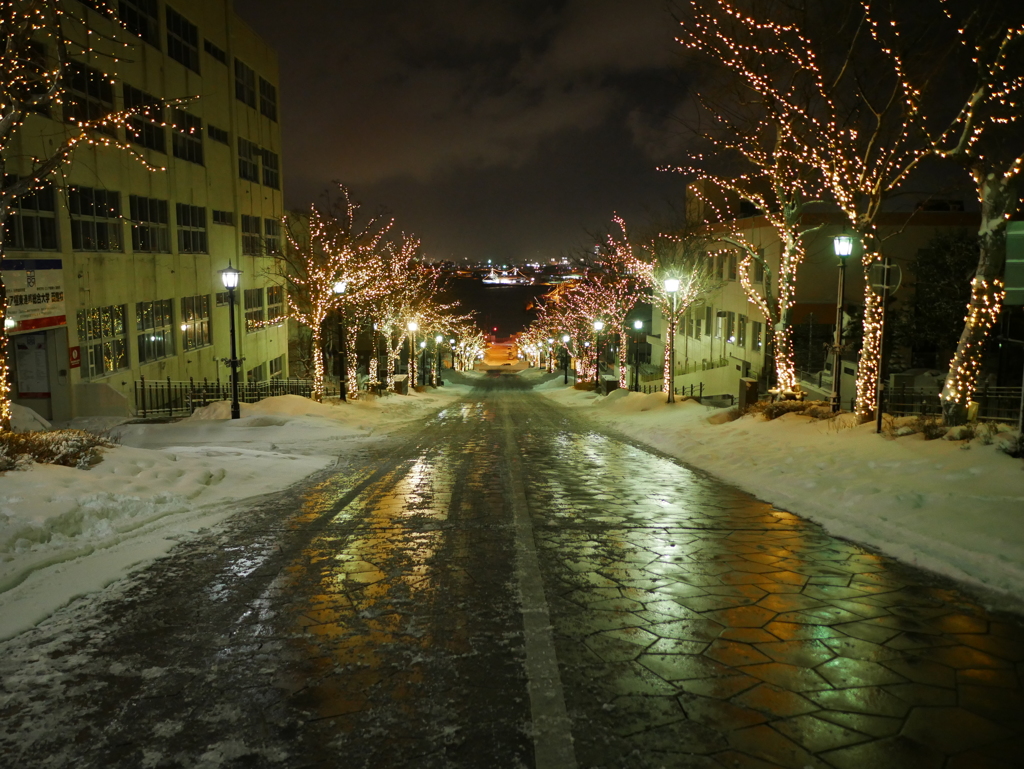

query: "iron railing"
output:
134 377 340 418
883 385 1021 424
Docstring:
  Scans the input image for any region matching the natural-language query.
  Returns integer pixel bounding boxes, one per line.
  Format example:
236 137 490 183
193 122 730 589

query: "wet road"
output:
2 375 1024 768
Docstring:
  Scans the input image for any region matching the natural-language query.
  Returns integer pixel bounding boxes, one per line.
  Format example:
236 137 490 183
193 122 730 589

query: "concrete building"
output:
4 0 287 422
645 209 980 404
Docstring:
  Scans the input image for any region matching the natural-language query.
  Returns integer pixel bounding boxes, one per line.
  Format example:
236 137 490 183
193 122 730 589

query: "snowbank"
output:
541 386 1024 607
0 387 468 640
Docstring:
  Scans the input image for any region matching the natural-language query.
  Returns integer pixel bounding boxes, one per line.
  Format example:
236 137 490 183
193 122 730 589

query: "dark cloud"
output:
234 0 692 261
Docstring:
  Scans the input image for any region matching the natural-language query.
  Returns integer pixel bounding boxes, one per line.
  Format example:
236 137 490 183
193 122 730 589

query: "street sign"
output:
869 260 901 295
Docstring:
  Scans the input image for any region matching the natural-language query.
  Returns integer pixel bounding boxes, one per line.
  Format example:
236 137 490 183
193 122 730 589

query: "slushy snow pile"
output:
0 387 466 639
541 384 1024 608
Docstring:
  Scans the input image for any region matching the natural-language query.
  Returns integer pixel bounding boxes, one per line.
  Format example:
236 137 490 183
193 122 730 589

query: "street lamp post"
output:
664 278 680 403
407 320 418 388
830 235 854 413
434 334 443 386
561 333 571 384
593 320 604 388
219 263 242 419
419 340 427 386
632 319 643 392
333 280 348 401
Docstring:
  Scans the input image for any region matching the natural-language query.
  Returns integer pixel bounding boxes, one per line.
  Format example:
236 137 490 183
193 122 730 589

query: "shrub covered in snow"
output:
752 399 831 421
0 430 114 471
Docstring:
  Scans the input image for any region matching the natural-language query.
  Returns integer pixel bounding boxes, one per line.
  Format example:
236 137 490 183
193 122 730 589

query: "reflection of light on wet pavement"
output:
1 375 1021 769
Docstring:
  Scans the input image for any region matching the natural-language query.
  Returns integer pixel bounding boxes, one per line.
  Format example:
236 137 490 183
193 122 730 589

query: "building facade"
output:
4 0 287 422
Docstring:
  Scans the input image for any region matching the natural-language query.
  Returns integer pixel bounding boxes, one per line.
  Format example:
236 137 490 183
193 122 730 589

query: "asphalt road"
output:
2 374 1023 769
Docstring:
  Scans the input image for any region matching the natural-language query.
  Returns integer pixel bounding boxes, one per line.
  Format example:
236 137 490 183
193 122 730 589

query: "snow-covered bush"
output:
0 430 114 471
997 432 1024 459
755 399 830 421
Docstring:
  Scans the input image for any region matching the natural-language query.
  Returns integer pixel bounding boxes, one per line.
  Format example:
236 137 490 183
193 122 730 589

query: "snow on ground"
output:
0 386 468 640
541 383 1024 609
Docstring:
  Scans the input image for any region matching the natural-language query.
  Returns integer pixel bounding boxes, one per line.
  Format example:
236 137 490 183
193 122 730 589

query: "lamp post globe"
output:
219 263 243 418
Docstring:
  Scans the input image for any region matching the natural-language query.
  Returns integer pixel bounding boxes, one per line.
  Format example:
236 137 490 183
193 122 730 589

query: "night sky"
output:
233 0 693 264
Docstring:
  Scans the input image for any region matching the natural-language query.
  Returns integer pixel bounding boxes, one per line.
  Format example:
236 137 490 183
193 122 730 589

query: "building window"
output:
259 76 277 121
118 0 159 47
714 254 724 281
686 312 694 339
4 184 57 250
752 320 763 352
727 253 737 281
180 294 210 349
208 124 229 145
69 186 122 251
737 315 747 348
726 311 736 343
129 195 170 252
212 209 234 226
123 84 165 152
64 61 116 135
694 317 702 341
176 203 207 253
704 306 713 336
203 39 227 64
246 362 266 383
136 298 174 363
166 6 199 73
241 214 262 255
266 284 284 323
754 250 765 283
269 354 284 379
171 109 203 164
77 304 128 378
238 138 260 182
261 149 279 189
244 287 264 332
264 218 281 254
715 311 725 339
234 59 256 108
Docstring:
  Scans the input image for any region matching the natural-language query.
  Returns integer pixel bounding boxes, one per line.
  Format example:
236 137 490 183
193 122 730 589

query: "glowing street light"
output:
333 279 348 401
219 263 243 419
830 235 855 413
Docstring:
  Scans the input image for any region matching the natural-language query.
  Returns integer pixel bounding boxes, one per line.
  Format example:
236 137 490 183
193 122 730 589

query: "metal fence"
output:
883 385 1022 424
134 377 340 418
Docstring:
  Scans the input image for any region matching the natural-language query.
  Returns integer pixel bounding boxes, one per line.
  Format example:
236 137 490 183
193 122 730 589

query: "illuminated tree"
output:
280 185 391 401
0 0 167 430
636 231 720 394
928 15 1024 423
678 0 930 414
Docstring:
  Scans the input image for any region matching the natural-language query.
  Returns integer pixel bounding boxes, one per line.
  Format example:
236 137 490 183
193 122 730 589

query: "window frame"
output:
171 108 203 165
175 203 207 254
129 195 171 253
234 59 256 108
180 294 211 350
136 298 175 363
123 83 166 153
77 304 129 378
166 5 200 73
69 186 122 251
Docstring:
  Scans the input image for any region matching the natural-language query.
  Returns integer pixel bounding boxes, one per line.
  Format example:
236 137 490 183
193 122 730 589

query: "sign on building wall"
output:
14 333 49 397
1 258 66 332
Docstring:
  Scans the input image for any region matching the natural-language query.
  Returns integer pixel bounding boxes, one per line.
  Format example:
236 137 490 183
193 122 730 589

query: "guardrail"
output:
134 377 340 418
883 385 1021 424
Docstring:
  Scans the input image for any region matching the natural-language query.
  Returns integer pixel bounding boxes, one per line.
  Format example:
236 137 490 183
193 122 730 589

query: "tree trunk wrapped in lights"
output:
928 19 1024 424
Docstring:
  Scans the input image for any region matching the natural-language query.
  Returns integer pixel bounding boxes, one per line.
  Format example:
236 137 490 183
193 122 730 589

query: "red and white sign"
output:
68 345 81 369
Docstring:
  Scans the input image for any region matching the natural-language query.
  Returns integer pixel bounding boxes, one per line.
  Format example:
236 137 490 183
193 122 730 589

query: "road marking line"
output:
500 407 577 769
